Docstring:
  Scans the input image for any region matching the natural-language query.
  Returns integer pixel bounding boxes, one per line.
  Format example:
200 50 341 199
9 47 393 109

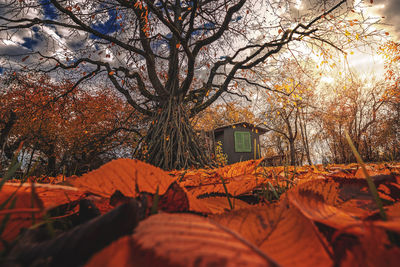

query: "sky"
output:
0 0 398 77
316 0 400 82
369 0 400 40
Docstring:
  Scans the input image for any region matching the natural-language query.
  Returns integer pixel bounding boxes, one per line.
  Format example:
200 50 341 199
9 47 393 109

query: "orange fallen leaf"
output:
335 224 400 267
86 213 279 267
287 179 360 229
0 184 43 247
211 202 333 266
0 183 84 247
185 191 252 214
175 159 267 197
72 159 176 198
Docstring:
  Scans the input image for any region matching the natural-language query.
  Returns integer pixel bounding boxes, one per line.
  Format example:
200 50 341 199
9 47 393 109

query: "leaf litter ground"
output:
1 159 400 266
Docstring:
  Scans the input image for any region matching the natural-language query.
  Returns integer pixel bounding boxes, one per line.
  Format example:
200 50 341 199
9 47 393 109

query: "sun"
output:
321 76 334 84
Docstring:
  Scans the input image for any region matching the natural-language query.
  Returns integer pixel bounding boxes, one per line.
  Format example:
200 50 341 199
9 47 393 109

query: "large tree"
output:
0 0 365 169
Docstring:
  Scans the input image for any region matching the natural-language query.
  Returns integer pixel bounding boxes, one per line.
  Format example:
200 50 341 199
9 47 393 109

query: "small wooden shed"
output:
212 122 268 165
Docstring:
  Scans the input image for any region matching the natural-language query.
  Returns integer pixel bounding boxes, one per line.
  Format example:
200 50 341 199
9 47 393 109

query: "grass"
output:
344 131 387 221
150 185 160 215
0 150 51 255
256 160 296 203
219 175 234 210
344 131 400 246
0 155 22 255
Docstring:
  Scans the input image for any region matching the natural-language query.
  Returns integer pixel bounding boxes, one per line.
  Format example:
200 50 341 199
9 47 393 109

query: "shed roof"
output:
213 122 268 134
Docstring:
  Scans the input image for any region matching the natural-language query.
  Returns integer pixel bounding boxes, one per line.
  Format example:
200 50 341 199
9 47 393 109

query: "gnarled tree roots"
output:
137 101 211 170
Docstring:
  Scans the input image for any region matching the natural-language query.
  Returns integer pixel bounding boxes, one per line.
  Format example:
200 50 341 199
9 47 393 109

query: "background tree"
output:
0 0 371 169
379 41 400 160
0 73 142 176
257 60 317 166
193 101 259 132
315 75 386 163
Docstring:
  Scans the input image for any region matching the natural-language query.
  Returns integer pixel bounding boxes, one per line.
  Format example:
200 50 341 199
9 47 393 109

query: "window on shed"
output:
234 131 251 152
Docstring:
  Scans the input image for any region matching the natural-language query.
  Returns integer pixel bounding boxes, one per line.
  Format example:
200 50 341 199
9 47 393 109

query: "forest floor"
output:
1 159 400 266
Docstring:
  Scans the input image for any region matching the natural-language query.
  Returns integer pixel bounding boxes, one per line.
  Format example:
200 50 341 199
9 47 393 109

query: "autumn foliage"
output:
1 159 399 266
0 73 142 176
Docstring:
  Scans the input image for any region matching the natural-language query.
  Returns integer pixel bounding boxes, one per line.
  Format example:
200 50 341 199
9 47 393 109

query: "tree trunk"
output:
137 99 211 170
288 139 296 166
299 110 312 165
0 111 16 152
46 144 57 176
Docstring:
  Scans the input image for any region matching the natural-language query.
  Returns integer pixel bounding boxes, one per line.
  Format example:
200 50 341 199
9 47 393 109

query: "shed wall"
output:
220 125 263 165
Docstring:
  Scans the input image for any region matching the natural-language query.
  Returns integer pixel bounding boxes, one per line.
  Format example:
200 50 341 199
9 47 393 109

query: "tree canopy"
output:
0 0 373 169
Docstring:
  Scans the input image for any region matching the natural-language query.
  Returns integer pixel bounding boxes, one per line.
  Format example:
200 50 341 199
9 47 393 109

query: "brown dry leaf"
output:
157 182 189 212
185 193 251 214
336 224 400 267
210 204 283 247
386 202 400 220
86 213 278 267
1 183 84 247
26 183 84 208
176 159 268 197
287 179 361 229
290 174 400 219
216 159 264 177
368 202 400 232
0 184 43 247
291 170 325 185
72 159 175 198
211 202 333 267
285 173 400 265
8 200 141 267
354 165 391 179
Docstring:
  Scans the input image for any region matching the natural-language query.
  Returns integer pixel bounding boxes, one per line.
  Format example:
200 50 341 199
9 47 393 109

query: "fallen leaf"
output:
86 213 279 267
211 202 333 266
176 159 267 197
287 179 361 229
185 191 252 214
0 184 43 247
7 200 141 267
335 224 400 267
72 159 175 198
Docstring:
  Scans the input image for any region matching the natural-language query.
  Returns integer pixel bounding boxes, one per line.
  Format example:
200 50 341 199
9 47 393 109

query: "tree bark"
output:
299 109 312 165
46 144 57 177
288 138 296 166
0 111 16 151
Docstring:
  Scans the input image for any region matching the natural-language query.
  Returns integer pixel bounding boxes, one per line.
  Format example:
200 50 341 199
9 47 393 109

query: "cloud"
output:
368 0 400 40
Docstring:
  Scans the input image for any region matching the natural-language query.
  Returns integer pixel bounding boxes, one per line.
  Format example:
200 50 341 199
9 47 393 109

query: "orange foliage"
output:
193 102 260 132
0 73 140 175
380 41 400 103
